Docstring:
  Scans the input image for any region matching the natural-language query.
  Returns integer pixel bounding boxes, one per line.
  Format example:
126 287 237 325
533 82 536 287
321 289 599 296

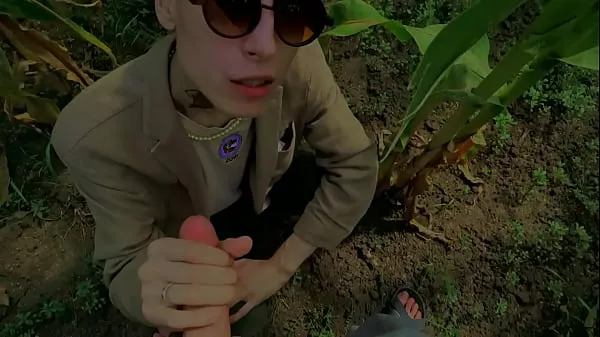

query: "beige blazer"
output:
51 34 378 325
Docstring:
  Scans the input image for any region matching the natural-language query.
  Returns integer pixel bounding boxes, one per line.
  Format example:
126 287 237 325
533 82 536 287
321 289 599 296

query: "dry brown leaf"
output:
0 15 93 87
458 162 484 185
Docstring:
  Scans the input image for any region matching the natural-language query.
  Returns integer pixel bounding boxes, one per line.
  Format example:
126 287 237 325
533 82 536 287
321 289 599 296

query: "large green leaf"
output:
0 48 19 97
379 0 526 162
559 46 599 70
406 24 491 88
523 0 599 59
0 0 56 20
0 0 116 64
324 0 412 41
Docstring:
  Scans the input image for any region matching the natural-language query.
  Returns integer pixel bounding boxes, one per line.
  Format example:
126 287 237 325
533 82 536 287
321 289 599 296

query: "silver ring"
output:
161 283 175 304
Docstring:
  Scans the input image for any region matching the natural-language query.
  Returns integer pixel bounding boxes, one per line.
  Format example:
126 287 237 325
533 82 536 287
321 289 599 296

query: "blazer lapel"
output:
250 86 283 213
141 34 209 217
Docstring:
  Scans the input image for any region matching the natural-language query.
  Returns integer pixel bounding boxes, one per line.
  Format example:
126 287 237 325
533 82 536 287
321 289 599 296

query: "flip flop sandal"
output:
382 286 427 332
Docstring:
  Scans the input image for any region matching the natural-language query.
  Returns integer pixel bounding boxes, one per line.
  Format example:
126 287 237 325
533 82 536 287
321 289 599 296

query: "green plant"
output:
511 220 526 244
325 0 599 237
573 224 592 258
75 279 106 315
496 298 508 316
493 110 518 149
307 305 335 337
552 162 570 185
533 168 549 186
39 299 67 320
0 0 115 209
507 270 520 286
548 278 564 305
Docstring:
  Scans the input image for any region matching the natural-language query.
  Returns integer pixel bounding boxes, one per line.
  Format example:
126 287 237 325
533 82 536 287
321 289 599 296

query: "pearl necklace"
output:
186 117 244 141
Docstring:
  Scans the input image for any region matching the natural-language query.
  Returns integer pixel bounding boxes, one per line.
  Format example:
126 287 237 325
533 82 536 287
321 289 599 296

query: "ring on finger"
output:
161 283 175 304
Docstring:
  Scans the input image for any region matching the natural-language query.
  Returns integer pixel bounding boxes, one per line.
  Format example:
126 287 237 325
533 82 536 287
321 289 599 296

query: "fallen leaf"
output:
24 94 61 124
0 142 8 206
0 15 93 87
458 162 484 185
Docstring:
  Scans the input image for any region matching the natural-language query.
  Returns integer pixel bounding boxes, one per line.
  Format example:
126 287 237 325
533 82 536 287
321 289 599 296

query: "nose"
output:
242 6 277 60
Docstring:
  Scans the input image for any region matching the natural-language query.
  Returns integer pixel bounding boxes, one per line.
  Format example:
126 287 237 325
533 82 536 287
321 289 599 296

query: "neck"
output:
169 50 235 128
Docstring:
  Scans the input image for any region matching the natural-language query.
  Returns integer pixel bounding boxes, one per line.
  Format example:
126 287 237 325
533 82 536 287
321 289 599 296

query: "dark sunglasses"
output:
189 0 333 47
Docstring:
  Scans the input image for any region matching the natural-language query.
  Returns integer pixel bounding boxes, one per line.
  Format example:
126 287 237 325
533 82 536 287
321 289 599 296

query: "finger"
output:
139 261 237 285
147 238 232 266
143 283 238 307
229 301 255 324
219 236 253 259
142 303 225 330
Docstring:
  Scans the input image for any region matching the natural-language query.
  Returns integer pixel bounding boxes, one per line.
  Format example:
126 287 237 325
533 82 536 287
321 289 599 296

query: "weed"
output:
548 278 564 306
496 298 508 316
505 247 529 267
533 168 549 186
510 220 526 244
306 305 335 337
507 270 520 286
525 65 599 119
521 168 549 202
493 111 518 150
552 162 570 185
481 166 492 178
39 299 67 321
443 277 460 305
463 185 471 194
573 224 592 259
74 279 107 315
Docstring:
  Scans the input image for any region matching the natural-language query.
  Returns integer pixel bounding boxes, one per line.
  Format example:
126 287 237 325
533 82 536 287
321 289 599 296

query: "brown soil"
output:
1 5 598 337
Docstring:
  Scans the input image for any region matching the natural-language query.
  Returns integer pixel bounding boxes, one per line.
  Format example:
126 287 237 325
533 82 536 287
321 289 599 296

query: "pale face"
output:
156 0 298 118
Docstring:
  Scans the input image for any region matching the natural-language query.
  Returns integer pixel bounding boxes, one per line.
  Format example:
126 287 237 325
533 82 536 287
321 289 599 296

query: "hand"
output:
138 222 253 333
229 258 294 323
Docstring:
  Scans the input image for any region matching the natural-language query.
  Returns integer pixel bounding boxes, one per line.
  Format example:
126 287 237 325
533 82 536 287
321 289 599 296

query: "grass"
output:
306 305 336 337
0 264 107 337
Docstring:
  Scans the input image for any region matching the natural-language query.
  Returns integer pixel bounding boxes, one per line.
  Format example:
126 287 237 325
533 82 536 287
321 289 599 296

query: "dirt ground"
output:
1 2 598 337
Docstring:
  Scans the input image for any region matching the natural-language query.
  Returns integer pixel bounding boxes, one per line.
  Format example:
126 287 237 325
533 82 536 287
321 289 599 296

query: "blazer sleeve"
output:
292 41 379 250
52 132 163 327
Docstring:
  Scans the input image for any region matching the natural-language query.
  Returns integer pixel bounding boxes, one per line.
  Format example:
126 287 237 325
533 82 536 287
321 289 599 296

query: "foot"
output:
397 291 423 320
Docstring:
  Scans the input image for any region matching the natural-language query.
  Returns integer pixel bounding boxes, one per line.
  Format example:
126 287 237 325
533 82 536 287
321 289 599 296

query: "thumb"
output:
220 236 253 259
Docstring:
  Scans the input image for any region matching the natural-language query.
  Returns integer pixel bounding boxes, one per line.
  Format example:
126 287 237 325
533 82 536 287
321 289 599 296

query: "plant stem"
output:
379 96 440 166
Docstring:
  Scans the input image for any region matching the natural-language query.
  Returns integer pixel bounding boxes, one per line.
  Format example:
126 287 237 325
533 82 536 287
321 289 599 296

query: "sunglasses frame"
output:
189 0 334 47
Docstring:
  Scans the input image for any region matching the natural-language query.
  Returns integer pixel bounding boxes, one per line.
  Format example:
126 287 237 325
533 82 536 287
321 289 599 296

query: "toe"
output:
409 302 420 319
415 311 423 320
398 291 409 305
404 297 416 312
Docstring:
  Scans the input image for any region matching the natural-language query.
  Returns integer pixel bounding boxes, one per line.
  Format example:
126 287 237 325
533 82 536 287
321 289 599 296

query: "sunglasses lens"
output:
276 0 325 46
204 0 260 38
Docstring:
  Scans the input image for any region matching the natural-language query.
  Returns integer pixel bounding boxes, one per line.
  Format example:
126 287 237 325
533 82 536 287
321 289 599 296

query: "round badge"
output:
219 133 243 160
